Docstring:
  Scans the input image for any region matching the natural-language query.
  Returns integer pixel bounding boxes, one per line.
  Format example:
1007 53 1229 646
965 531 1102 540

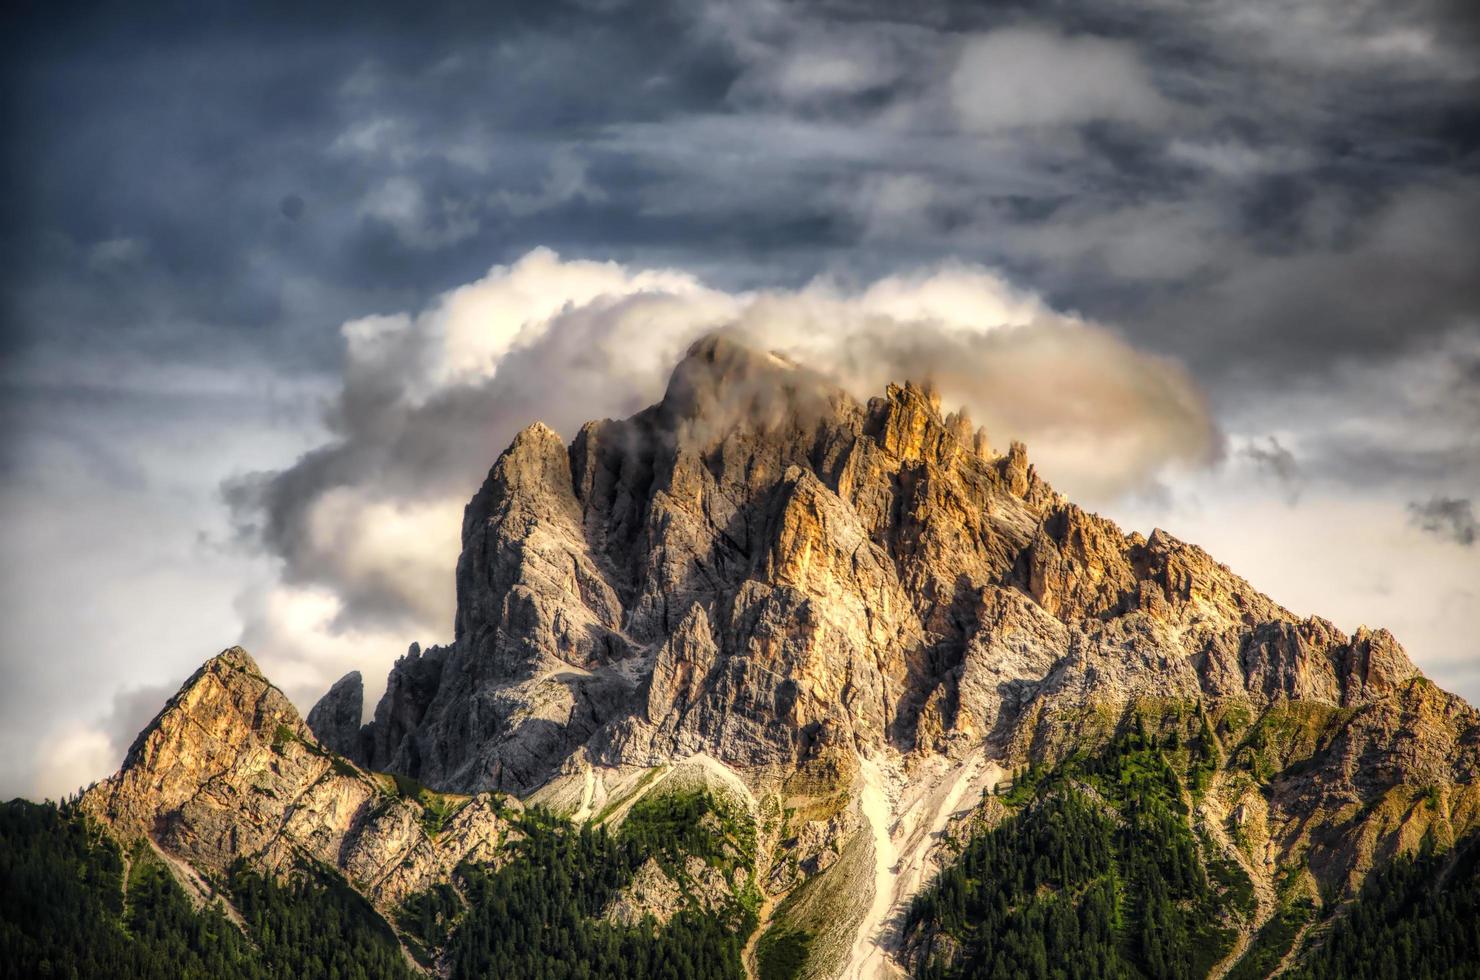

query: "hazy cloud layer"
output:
1241 437 1303 504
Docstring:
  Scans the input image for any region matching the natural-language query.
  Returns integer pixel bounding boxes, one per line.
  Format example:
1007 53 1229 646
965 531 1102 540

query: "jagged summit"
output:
349 333 1074 794
325 334 1468 863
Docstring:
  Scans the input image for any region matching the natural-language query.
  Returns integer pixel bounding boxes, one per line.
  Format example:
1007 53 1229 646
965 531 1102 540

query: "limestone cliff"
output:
352 335 1474 829
306 669 364 758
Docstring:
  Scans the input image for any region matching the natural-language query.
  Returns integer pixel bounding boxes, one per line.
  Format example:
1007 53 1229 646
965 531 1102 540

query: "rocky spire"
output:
306 670 364 759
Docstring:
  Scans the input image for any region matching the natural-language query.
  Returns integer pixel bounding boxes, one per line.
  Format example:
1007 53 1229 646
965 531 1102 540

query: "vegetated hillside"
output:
903 706 1480 980
0 799 415 980
11 714 1477 980
904 719 1242 980
13 335 1479 979
1 791 756 980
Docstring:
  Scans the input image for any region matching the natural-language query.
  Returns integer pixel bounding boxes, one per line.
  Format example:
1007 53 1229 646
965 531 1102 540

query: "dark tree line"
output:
439 800 750 980
226 861 416 979
0 800 414 980
1290 831 1480 980
2 790 757 980
905 723 1238 980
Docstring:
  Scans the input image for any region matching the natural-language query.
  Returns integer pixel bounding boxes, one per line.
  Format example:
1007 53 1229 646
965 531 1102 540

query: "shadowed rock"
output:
306 670 364 760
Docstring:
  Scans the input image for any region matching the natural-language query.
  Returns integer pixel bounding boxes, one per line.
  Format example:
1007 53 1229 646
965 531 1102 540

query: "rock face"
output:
338 332 1477 906
358 337 1053 790
306 670 363 758
358 336 1466 768
80 648 515 910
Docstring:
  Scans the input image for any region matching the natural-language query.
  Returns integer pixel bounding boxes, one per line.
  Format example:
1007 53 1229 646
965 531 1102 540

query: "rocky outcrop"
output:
80 648 515 910
307 670 364 758
603 852 747 929
606 858 684 926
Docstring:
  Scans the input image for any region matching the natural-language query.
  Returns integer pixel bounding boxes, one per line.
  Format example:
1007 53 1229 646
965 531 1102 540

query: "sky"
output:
2 0 1478 799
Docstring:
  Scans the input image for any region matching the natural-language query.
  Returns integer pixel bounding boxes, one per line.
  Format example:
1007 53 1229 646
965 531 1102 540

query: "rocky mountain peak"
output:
88 646 306 841
339 334 1475 845
357 334 1083 792
59 334 1480 980
306 669 364 757
80 645 515 912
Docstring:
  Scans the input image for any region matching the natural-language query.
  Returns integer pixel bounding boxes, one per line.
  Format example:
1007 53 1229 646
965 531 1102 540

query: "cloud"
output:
1409 497 1478 546
1240 436 1303 504
226 247 1218 702
1162 0 1480 80
725 268 1219 496
716 16 915 110
99 683 180 754
1166 139 1310 179
359 176 481 250
12 678 180 800
492 149 606 217
950 27 1173 132
86 237 148 274
32 727 115 801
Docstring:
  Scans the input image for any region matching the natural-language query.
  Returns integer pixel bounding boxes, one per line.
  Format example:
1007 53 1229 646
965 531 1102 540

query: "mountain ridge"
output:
43 333 1480 978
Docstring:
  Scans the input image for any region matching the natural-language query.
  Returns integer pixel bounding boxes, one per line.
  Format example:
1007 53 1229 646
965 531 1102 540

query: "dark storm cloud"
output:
5 0 1477 580
1409 497 1479 546
6 0 1475 381
2 0 1475 511
1261 331 1480 497
1 0 742 366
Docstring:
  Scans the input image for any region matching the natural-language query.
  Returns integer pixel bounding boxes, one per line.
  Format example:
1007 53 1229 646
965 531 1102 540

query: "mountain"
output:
5 334 1478 980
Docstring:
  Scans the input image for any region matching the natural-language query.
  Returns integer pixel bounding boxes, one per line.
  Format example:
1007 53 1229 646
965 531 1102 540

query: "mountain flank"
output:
5 334 1477 979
